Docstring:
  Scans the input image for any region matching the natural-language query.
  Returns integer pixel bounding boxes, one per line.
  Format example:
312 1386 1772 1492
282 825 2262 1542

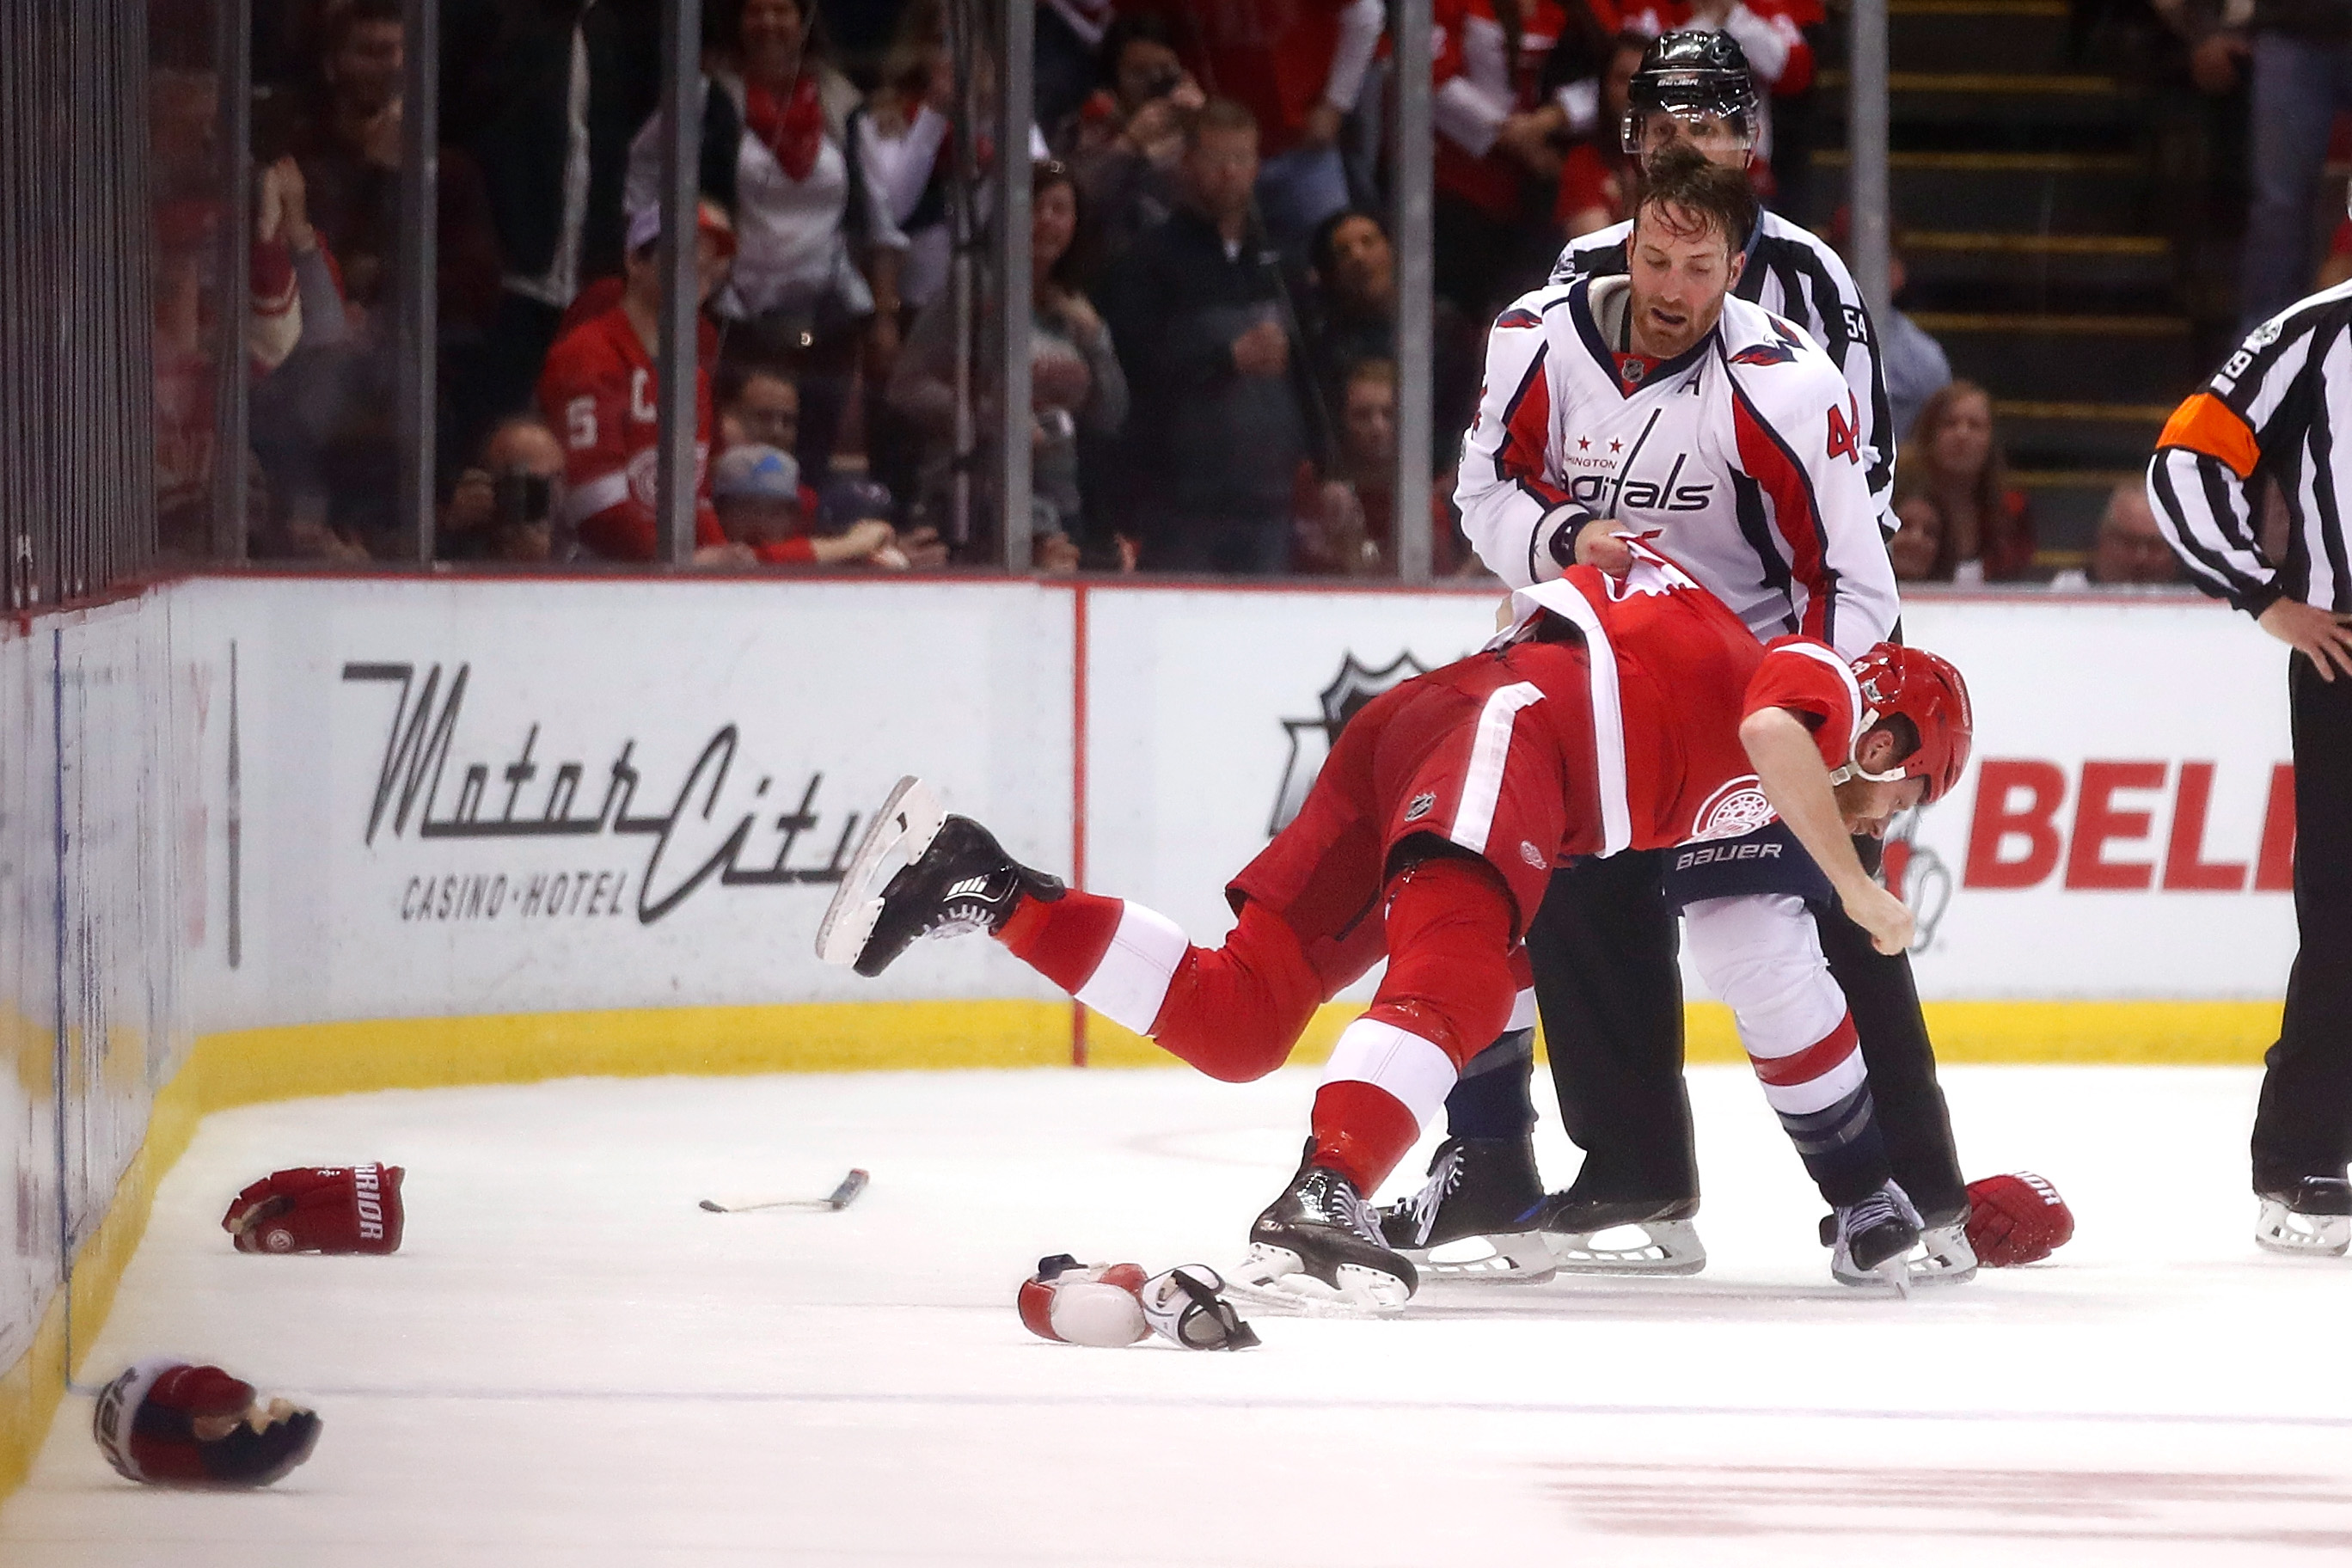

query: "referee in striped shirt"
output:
2149 276 2352 1257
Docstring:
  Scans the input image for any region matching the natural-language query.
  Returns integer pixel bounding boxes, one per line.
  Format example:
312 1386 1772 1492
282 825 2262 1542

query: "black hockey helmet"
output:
1620 30 1761 158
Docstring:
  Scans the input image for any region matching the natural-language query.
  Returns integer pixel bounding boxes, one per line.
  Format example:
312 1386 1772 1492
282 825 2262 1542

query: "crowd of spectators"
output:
160 0 2180 590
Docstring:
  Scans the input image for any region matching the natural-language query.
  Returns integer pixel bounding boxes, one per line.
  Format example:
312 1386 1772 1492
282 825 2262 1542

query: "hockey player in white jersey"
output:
1553 31 1897 530
1456 190 1896 650
1396 144 2018 1289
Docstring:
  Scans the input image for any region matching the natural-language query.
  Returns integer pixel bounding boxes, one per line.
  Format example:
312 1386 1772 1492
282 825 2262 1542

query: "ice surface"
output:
5 1062 2351 1565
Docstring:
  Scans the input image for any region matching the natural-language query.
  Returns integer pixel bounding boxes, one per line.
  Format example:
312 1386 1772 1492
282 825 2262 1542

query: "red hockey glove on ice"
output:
1964 1172 2073 1266
93 1358 322 1487
222 1163 405 1254
1018 1256 1151 1345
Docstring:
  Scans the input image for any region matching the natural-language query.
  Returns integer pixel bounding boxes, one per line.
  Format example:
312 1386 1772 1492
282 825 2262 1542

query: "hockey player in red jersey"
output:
819 543 1971 1308
536 199 750 566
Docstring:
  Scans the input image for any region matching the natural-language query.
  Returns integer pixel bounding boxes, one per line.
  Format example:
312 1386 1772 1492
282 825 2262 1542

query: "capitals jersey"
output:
1552 209 1895 526
536 301 726 561
1456 275 1898 660
1501 544 1866 855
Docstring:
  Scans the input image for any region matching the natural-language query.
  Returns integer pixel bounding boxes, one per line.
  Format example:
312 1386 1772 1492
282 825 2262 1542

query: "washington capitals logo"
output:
1729 322 1804 368
1270 652 1432 834
1495 306 1543 331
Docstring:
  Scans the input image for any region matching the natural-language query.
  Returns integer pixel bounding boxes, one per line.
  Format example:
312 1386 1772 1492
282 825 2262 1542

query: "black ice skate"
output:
1825 1180 1924 1294
1232 1162 1418 1314
1816 1200 1978 1287
2255 1176 2352 1257
1537 1189 1707 1276
815 777 1063 977
1375 1136 1556 1282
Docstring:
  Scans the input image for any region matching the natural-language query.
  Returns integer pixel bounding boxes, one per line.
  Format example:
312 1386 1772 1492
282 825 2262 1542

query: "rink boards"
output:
170 573 2295 1026
0 572 2302 1487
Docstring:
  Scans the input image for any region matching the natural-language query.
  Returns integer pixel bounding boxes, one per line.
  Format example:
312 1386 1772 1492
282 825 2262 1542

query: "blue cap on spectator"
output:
713 444 800 501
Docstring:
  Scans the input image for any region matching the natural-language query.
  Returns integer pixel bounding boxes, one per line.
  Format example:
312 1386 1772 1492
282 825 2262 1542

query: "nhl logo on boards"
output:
1270 652 1436 835
1404 791 1436 823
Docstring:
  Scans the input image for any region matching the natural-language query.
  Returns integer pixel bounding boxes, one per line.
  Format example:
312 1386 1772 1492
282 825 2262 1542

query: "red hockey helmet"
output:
1847 645 1974 805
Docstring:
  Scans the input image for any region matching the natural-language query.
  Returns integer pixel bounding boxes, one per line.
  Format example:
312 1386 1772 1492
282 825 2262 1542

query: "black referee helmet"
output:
1620 30 1761 159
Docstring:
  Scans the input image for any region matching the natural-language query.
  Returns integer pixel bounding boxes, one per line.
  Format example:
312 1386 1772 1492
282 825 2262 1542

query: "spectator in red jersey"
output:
1131 0 1385 250
1557 32 1649 238
1431 0 1583 317
1892 380 2035 584
711 444 923 566
626 0 910 487
536 199 755 566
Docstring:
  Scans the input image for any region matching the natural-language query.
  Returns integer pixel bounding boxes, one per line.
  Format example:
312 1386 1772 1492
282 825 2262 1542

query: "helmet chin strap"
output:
1829 707 1908 787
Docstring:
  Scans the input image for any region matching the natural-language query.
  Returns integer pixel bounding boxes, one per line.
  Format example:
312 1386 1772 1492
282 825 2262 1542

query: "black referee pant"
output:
1528 838 1971 1222
2251 652 2352 1189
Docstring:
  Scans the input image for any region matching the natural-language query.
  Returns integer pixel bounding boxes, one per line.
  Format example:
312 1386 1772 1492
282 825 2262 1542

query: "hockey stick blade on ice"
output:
698 1169 870 1214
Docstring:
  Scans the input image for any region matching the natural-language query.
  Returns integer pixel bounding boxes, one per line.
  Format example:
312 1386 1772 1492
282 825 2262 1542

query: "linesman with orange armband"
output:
2149 272 2352 1258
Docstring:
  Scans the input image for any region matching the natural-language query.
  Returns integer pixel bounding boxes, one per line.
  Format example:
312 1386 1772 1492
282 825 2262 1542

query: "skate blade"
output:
814 776 945 966
2256 1203 2352 1257
1543 1219 1707 1277
1408 1231 1559 1284
1831 1253 1916 1296
1224 1244 1411 1317
1906 1226 1980 1287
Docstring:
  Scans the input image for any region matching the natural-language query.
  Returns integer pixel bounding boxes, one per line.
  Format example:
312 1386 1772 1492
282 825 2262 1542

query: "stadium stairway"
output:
1813 0 2228 564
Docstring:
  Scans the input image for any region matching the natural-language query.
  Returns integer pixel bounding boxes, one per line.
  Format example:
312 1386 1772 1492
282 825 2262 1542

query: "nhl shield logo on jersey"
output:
1270 652 1433 835
1404 791 1436 823
1687 775 1777 842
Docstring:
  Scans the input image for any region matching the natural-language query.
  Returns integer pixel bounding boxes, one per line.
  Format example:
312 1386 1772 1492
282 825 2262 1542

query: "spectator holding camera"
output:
1124 0 1385 250
1063 13 1205 279
1104 101 1312 574
441 415 565 563
537 199 753 567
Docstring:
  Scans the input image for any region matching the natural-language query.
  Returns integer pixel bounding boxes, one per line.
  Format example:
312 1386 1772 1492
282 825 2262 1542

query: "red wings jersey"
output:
1456 275 1898 660
536 302 725 561
1432 0 1572 219
1503 545 1865 852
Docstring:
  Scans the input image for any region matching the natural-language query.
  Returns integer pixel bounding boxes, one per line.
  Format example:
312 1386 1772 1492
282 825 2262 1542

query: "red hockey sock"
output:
996 889 1124 992
1310 1079 1423 1193
1148 901 1326 1082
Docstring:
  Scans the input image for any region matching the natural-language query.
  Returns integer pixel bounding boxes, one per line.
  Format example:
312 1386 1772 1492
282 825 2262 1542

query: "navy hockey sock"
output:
1441 1027 1537 1139
1783 1084 1894 1209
